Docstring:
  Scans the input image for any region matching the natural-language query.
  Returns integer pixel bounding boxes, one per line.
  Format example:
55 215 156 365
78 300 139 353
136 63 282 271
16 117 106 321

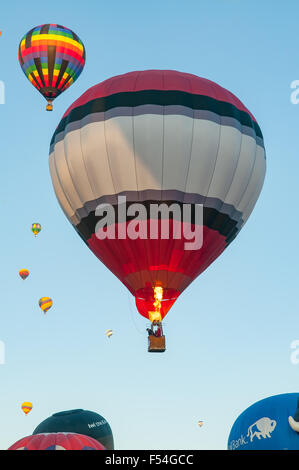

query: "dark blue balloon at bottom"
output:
33 409 114 450
228 393 299 450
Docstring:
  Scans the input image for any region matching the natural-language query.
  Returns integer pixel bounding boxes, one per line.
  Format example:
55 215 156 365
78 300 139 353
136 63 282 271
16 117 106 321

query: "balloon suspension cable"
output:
127 291 145 335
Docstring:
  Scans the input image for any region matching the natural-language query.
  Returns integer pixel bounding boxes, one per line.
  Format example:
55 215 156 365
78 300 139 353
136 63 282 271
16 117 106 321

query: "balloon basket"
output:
148 335 166 353
46 102 53 111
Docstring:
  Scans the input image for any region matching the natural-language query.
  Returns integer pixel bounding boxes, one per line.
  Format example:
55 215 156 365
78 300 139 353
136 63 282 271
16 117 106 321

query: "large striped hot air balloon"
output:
49 70 266 338
8 433 106 450
18 24 85 111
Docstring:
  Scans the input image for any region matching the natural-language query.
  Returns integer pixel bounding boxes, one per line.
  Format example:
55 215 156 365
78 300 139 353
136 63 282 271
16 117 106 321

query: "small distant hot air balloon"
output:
105 329 113 338
198 421 204 427
19 269 29 280
31 223 41 237
8 432 105 450
21 402 32 415
18 24 86 111
39 297 53 314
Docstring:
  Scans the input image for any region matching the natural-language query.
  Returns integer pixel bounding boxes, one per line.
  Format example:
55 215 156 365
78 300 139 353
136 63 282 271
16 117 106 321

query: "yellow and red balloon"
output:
21 402 32 415
38 297 53 314
19 269 29 280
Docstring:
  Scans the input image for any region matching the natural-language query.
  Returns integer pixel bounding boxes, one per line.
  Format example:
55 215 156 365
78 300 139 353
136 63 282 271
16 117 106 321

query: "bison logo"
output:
247 417 277 442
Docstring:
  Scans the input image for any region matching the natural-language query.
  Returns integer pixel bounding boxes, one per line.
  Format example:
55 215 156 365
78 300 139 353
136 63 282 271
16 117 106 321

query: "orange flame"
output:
149 286 163 322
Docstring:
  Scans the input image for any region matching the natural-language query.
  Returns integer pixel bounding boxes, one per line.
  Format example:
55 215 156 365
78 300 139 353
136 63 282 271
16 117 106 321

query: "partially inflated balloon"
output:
31 223 41 236
33 409 114 450
19 269 29 280
228 393 299 450
39 297 53 314
18 24 85 111
49 70 266 323
8 432 105 450
21 402 32 415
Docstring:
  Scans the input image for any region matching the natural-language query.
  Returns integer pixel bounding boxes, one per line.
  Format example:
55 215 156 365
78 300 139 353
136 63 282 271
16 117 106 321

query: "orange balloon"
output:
19 269 29 280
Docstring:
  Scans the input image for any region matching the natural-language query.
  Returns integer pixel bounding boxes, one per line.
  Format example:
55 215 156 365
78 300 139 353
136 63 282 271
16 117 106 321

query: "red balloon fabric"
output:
8 432 106 450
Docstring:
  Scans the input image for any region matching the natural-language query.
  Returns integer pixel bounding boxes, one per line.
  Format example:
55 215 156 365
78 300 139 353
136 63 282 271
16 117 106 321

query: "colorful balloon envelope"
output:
49 70 266 324
8 432 106 450
21 402 32 415
39 297 53 314
19 269 29 280
228 393 299 450
31 223 41 236
18 24 86 111
33 409 114 450
105 329 113 338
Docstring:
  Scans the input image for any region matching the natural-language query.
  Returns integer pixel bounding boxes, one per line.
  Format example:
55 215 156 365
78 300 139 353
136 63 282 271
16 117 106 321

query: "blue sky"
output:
0 0 299 450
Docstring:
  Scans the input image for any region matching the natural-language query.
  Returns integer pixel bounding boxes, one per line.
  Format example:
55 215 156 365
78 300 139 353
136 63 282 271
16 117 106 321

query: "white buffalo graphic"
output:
247 417 277 442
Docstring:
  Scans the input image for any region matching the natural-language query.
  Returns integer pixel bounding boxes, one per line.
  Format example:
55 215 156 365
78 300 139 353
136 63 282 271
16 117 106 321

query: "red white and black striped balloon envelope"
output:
8 432 106 450
49 70 266 322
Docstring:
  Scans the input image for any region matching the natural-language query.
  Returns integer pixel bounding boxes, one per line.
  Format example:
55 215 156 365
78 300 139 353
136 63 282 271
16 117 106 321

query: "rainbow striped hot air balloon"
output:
21 402 32 415
19 269 30 280
18 24 86 111
38 297 53 314
31 223 41 237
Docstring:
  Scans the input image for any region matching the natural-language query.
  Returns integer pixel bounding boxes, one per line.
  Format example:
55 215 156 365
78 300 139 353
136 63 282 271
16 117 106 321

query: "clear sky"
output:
0 0 299 450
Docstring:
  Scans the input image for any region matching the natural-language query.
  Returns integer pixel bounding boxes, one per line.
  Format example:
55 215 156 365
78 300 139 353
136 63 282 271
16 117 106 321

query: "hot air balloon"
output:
105 329 113 338
228 393 299 450
8 432 105 450
33 409 114 449
38 297 53 314
49 70 266 351
21 402 32 415
19 269 29 280
18 24 86 111
31 223 41 236
197 421 204 427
